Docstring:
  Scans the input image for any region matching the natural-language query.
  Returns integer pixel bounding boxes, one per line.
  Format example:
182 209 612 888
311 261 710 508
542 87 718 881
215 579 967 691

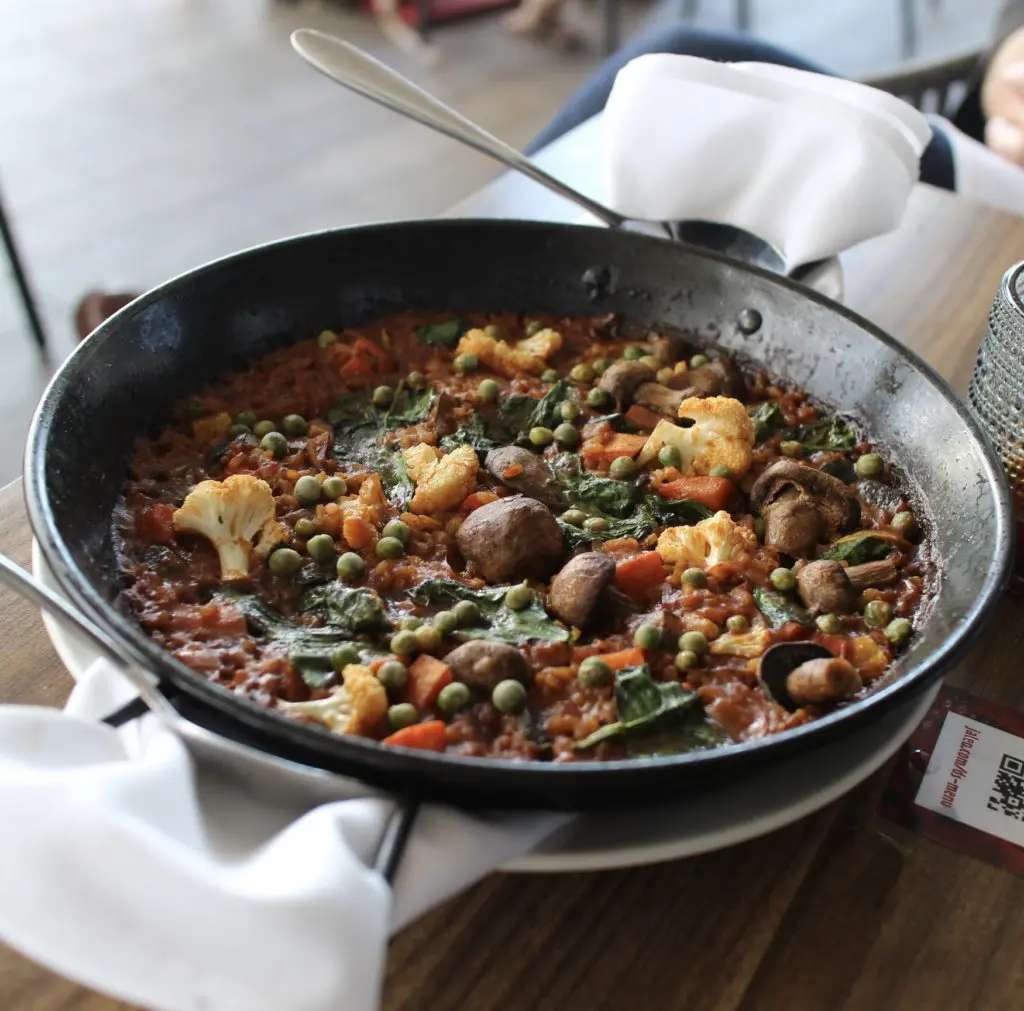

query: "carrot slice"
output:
614 552 666 598
581 433 650 470
382 720 448 752
624 404 664 431
342 516 374 550
407 655 453 710
593 646 645 671
462 491 500 513
655 476 735 512
502 463 525 479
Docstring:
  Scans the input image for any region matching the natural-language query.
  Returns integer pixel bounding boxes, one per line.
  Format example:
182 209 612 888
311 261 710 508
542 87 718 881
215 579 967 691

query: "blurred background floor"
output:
0 0 1007 484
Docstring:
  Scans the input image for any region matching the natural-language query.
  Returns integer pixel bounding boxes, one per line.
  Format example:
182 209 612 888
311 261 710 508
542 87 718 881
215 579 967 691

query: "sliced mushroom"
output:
445 640 531 691
786 657 862 707
597 360 657 409
750 460 860 558
456 495 564 583
634 382 686 416
485 447 566 509
796 559 855 614
845 558 899 590
757 641 832 711
687 359 746 399
547 552 616 628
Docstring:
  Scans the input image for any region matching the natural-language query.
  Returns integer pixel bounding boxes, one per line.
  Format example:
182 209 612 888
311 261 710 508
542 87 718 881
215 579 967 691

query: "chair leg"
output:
900 0 917 59
0 191 47 356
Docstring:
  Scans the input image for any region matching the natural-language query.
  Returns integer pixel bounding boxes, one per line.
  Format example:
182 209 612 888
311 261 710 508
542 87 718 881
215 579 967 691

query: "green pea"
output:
639 355 661 371
253 420 277 437
492 678 527 715
675 649 699 672
268 547 302 575
726 614 749 633
372 385 394 407
816 613 842 634
306 533 336 564
681 567 707 588
553 423 580 448
855 453 884 478
235 410 258 429
382 519 411 546
770 567 796 591
689 353 710 368
260 431 288 459
294 475 321 505
583 516 609 533
336 551 366 582
593 358 613 375
390 630 420 656
677 631 708 655
330 644 361 671
561 508 587 527
415 624 443 653
529 426 554 447
780 441 804 458
453 600 482 626
407 371 427 389
453 353 478 373
634 624 662 650
400 615 423 630
316 329 338 348
437 681 472 715
586 388 609 408
294 517 316 538
559 401 580 422
709 465 734 479
884 617 912 644
433 610 459 636
375 536 405 560
321 475 348 500
478 378 500 402
863 599 893 628
388 702 419 731
570 363 595 383
228 424 251 438
505 583 532 611
377 660 408 695
525 320 544 336
658 445 683 469
578 657 612 688
484 323 504 340
891 511 917 537
282 414 308 436
623 345 644 361
609 456 637 479
541 368 560 383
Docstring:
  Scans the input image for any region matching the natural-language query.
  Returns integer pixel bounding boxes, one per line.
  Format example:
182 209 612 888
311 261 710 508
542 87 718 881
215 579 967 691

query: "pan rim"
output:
23 218 1015 787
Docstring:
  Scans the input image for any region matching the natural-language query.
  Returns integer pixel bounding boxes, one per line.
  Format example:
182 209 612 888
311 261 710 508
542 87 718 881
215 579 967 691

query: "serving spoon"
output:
289 29 796 276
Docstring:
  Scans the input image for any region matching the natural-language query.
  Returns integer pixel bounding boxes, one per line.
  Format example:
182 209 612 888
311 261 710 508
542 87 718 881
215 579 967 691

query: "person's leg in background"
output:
525 22 955 191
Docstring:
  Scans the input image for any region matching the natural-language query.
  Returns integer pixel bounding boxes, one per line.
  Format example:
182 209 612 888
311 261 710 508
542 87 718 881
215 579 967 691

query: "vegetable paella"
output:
116 312 931 760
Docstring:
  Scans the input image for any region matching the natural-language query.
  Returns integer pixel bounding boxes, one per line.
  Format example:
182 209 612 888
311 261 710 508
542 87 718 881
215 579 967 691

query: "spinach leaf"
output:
296 583 391 636
409 579 569 644
552 452 637 518
821 532 896 565
383 385 437 428
575 665 702 750
525 380 573 433
558 494 712 548
415 319 463 347
625 720 728 757
750 401 784 442
498 394 539 435
439 412 503 456
753 587 813 628
785 415 857 452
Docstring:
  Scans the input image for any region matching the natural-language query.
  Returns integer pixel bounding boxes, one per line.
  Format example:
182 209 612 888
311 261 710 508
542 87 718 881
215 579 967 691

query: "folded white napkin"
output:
603 55 932 271
0 659 569 1011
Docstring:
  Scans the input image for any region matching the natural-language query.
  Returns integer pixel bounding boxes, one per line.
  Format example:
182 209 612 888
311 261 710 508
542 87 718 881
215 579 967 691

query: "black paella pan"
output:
23 219 1014 811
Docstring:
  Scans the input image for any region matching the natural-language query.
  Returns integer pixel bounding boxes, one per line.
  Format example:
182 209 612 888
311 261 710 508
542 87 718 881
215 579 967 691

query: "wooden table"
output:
2 172 1024 1010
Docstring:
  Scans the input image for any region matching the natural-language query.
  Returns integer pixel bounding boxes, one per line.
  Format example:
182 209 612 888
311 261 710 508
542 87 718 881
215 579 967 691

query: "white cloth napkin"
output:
0 659 570 1011
603 55 932 271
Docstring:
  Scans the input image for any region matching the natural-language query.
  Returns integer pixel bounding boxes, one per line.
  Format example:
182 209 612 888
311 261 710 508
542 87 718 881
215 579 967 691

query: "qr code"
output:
987 753 1024 819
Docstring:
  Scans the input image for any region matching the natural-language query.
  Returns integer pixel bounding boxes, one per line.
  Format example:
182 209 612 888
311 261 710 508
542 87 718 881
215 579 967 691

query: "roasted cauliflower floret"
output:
636 397 755 477
656 510 758 574
172 474 286 581
709 629 772 659
277 664 388 737
454 327 562 378
402 444 479 514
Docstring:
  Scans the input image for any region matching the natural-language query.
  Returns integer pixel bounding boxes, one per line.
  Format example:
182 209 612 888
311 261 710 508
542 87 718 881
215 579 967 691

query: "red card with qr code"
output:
879 686 1024 874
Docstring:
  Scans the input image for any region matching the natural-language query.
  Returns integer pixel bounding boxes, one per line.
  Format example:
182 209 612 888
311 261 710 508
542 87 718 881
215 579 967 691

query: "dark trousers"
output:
526 25 956 191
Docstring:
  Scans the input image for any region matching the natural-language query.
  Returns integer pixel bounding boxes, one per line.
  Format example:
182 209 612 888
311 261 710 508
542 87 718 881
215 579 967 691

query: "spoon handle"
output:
290 29 628 230
0 553 178 725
